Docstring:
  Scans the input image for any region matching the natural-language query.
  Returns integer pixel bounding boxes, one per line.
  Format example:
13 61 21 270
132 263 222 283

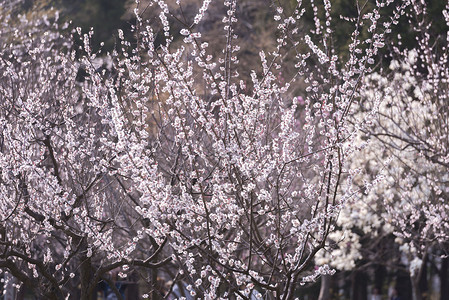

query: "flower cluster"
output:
314 2 449 298
0 0 414 298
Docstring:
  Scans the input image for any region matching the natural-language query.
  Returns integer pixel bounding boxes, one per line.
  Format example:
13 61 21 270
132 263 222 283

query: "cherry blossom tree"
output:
0 0 408 299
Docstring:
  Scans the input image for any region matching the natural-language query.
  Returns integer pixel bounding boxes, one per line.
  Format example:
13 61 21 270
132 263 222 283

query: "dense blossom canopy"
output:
1 0 448 299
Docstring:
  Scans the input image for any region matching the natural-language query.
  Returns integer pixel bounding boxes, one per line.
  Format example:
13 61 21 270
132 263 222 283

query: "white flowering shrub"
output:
0 0 413 299
315 2 449 299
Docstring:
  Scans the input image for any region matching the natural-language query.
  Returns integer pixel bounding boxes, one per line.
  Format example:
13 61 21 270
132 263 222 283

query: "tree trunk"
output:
374 264 386 293
351 270 367 300
396 269 412 300
419 255 428 299
80 255 94 300
318 275 331 300
410 254 428 300
150 268 161 300
411 275 423 300
441 257 448 300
